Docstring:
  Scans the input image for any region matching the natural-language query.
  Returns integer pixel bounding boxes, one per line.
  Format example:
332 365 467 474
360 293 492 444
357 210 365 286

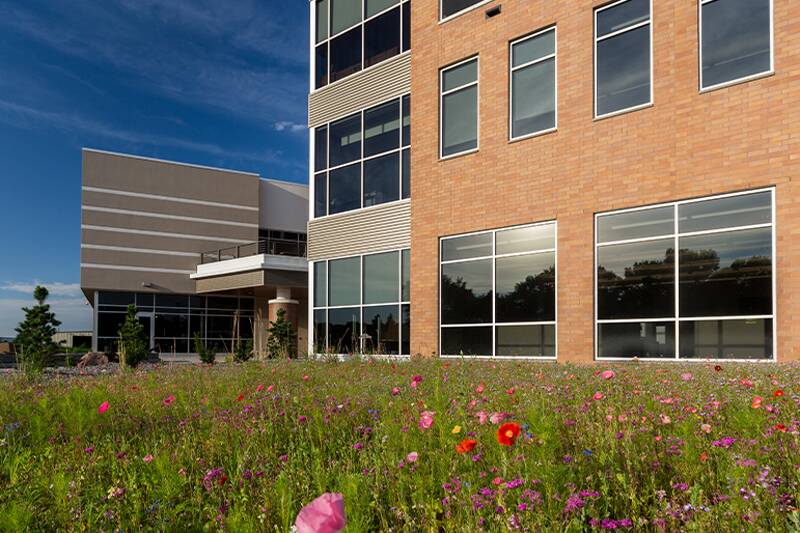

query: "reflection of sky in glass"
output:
496 253 554 297
680 227 771 269
442 260 492 297
598 239 673 279
597 25 650 115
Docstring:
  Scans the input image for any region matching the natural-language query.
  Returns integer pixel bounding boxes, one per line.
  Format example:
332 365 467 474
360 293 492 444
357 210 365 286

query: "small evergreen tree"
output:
14 286 61 374
266 308 297 359
193 332 216 365
233 338 254 363
118 305 148 368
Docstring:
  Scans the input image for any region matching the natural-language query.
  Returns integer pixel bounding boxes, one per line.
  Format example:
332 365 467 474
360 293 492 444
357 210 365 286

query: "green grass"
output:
0 359 798 531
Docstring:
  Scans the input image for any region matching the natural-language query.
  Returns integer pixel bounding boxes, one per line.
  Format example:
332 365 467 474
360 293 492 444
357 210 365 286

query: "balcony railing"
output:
200 238 307 264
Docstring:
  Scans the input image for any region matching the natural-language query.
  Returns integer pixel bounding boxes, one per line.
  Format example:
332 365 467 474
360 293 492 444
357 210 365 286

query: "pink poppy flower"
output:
476 411 489 425
391 387 400 396
410 380 418 390
593 392 605 401
701 423 712 434
303 375 310 381
751 396 763 409
98 401 110 414
475 382 485 394
681 373 693 381
489 412 507 425
163 395 175 406
256 384 265 392
295 492 346 533
506 387 515 395
406 452 418 463
419 410 435 430
267 385 274 393
143 455 154 463
601 370 615 380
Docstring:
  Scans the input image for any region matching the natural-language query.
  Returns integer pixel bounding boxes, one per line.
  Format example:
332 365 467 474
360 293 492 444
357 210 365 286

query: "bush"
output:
233 339 254 363
193 332 216 365
117 305 148 368
266 308 297 359
13 286 61 375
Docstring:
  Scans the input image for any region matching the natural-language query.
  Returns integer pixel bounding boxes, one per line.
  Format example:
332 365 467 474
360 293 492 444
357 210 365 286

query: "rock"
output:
78 352 109 368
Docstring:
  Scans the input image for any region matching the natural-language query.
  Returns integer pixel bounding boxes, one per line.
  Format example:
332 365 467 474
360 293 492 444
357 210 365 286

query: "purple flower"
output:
712 437 737 449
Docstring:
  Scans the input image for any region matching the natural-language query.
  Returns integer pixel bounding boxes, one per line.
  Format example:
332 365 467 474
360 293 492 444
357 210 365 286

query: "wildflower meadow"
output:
0 359 798 531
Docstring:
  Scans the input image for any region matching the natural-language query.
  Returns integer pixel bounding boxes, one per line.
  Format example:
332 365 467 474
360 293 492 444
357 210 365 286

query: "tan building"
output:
308 0 795 362
80 149 308 356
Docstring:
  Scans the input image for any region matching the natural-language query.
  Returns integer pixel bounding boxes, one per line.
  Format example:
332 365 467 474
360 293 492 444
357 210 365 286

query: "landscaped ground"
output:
0 360 798 531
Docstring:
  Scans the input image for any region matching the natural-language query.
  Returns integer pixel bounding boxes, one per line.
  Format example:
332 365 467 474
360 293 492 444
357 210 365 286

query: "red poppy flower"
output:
774 389 784 397
455 439 477 454
497 423 521 447
714 365 722 372
774 424 788 433
236 394 245 402
699 452 708 462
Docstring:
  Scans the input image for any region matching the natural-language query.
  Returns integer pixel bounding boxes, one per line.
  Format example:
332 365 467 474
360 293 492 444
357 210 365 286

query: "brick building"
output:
307 0 796 362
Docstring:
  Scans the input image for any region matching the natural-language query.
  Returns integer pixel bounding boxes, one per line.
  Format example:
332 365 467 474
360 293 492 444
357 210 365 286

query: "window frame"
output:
509 25 558 143
698 0 775 93
310 94 411 220
439 55 480 160
311 0 411 92
439 0 494 23
594 187 777 362
593 0 654 120
310 248 411 356
439 221 558 360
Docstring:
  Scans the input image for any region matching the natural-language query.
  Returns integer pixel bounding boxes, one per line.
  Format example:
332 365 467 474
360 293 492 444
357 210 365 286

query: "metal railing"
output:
200 238 307 264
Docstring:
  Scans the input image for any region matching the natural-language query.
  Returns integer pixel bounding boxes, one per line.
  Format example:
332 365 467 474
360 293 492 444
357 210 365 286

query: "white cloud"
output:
0 282 82 297
0 297 92 338
273 121 306 134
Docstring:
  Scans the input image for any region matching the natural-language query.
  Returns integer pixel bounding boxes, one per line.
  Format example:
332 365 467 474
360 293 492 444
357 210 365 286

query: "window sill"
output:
700 70 775 94
439 147 479 161
439 0 496 25
594 101 653 122
509 127 557 144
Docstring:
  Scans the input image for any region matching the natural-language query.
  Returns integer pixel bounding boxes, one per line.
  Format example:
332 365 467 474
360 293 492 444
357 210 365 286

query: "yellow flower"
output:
451 425 462 434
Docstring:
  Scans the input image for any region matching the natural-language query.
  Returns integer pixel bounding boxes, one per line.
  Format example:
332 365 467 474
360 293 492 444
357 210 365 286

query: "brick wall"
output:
409 0 800 362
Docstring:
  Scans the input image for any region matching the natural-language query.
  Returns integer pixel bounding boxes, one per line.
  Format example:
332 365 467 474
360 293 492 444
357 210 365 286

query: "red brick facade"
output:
409 0 800 362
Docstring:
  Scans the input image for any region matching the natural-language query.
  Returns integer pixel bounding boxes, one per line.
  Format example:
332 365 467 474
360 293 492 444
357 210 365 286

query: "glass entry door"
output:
136 312 155 350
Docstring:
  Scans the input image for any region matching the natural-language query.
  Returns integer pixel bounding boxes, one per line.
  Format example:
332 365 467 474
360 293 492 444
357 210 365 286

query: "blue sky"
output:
0 0 310 336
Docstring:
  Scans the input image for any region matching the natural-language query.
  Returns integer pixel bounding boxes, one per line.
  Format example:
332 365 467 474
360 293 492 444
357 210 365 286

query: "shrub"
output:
266 308 297 359
233 339 254 363
13 286 61 375
117 305 148 368
193 332 216 365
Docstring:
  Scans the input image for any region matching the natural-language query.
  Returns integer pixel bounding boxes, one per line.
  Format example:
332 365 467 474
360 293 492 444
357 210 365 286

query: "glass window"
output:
364 100 400 157
441 232 492 261
313 309 328 353
365 7 401 69
441 259 493 324
315 43 329 89
328 163 361 215
329 113 361 167
331 0 361 35
401 148 410 199
701 0 772 90
208 297 238 310
363 305 400 354
442 327 492 355
441 58 478 157
316 0 329 42
314 262 327 307
496 224 555 255
441 0 486 20
596 190 775 360
679 318 772 359
155 314 188 338
402 0 410 51
496 252 556 323
366 0 398 17
595 0 651 117
496 325 555 357
330 26 362 83
329 257 361 306
97 312 126 337
363 251 399 304
363 153 399 207
99 292 135 306
510 28 556 139
156 294 188 309
314 172 327 218
401 249 410 301
315 126 328 172
402 95 410 146
329 307 361 354
136 293 154 309
401 303 410 355
207 316 235 339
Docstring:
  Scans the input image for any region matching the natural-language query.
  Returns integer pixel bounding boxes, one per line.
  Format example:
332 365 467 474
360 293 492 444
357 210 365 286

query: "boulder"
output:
78 352 109 368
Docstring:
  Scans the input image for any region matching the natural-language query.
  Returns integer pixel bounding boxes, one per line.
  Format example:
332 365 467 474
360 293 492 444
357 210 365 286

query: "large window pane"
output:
496 325 555 357
596 25 650 116
329 257 361 306
401 248 410 301
362 305 399 354
314 309 328 353
402 95 410 146
99 292 135 306
679 227 772 317
701 0 771 89
329 113 361 167
156 338 188 354
156 294 189 310
402 0 410 51
401 304 410 355
329 163 361 215
678 191 772 233
315 43 329 89
442 85 478 156
97 312 126 337
363 153 399 207
207 316 234 339
154 314 188 338
363 251 399 304
365 7 400 68
314 172 327 218
496 252 555 323
496 224 555 255
596 0 649 37
316 0 329 42
441 259 492 324
512 30 555 68
442 232 492 261
441 326 492 355
331 0 361 35
679 318 772 360
329 307 361 353
401 148 410 199
597 206 674 243
315 126 328 171
364 100 400 157
512 58 555 138
366 0 398 17
442 60 477 91
598 322 675 359
330 26 362 83
598 239 675 320
441 0 484 19
314 262 327 307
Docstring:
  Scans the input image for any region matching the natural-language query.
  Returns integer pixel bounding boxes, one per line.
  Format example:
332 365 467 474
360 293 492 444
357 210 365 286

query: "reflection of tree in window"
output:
441 274 492 324
598 249 675 319
496 266 555 323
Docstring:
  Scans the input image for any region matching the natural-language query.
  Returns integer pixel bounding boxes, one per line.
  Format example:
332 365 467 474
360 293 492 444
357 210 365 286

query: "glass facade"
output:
312 249 410 355
440 222 557 358
510 27 556 139
596 190 774 360
95 291 254 354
